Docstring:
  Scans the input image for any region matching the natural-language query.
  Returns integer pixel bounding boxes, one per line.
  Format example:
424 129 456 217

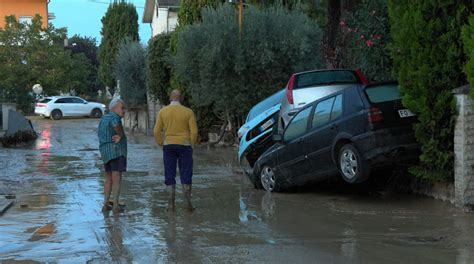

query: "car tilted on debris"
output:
34 96 106 120
238 89 285 167
278 69 368 132
250 81 420 192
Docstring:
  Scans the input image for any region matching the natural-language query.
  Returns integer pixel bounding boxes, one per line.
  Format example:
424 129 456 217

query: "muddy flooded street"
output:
1 118 473 263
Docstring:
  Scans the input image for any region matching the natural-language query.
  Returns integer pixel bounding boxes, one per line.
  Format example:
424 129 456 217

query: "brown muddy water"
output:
0 118 473 263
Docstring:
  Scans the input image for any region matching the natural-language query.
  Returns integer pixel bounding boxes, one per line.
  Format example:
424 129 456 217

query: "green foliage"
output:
341 0 392 81
69 35 102 98
0 15 92 112
175 4 323 117
178 0 224 27
147 34 172 105
98 1 139 91
388 1 472 182
462 15 474 96
115 40 147 108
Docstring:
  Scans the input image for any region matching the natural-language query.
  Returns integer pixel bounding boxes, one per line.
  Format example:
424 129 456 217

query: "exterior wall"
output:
453 85 474 209
0 0 48 29
151 7 178 36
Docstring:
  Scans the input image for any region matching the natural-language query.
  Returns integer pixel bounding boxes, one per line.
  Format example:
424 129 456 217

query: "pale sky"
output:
49 0 151 44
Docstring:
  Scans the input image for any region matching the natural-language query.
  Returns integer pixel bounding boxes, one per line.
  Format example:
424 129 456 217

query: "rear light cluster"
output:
36 103 47 107
368 107 384 123
286 74 296 105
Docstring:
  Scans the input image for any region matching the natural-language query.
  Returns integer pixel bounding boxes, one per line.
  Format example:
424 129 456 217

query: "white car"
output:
35 96 106 120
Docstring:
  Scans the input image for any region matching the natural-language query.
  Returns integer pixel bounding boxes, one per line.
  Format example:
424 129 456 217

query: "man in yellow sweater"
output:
154 90 198 212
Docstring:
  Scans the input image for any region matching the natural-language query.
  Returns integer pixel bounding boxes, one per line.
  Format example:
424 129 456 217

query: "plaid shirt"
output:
98 112 127 164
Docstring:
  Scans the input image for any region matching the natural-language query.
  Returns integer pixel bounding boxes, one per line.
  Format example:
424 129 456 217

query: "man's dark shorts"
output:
104 156 127 172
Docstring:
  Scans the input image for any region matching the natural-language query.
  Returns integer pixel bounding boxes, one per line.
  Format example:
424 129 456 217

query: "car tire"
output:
338 144 370 184
50 109 63 120
259 165 280 192
91 108 103 118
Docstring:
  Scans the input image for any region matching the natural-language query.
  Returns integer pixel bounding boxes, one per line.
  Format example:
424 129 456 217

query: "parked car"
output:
250 81 420 192
278 69 368 132
239 89 285 167
34 96 106 120
238 89 285 140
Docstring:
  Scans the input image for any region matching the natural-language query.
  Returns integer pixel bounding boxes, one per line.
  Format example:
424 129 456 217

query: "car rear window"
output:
296 70 359 89
39 98 52 103
365 83 401 103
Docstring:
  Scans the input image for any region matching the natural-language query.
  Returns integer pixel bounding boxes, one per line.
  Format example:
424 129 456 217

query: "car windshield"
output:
365 83 401 103
296 70 359 89
39 98 52 103
246 89 285 122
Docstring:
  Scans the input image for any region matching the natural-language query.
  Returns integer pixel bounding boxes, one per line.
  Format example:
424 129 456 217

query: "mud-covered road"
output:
0 118 473 263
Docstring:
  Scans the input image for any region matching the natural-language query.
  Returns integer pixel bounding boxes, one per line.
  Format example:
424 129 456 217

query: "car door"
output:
54 98 73 116
71 97 88 116
275 106 312 180
306 94 343 174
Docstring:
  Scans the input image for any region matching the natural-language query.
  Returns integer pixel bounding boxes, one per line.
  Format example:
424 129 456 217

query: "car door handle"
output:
330 125 338 130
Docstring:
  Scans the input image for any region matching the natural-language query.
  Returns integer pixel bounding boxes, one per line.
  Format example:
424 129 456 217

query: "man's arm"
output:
112 118 124 143
154 111 164 146
189 111 198 145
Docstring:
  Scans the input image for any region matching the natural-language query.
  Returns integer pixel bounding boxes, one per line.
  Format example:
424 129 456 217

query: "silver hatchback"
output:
278 69 368 131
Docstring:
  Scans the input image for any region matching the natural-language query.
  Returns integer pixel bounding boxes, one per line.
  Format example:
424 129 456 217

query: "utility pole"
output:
239 0 243 35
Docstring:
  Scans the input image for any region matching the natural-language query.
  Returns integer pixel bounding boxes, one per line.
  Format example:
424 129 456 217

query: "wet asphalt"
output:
0 117 473 263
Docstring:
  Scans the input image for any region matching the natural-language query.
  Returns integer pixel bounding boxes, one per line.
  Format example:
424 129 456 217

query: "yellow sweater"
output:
154 103 198 146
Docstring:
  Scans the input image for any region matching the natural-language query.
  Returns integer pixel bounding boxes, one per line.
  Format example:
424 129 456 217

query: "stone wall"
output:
453 85 474 209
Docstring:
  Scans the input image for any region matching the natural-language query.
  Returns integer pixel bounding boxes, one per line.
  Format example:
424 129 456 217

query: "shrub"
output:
388 1 473 182
115 40 147 108
462 15 474 94
147 34 172 105
175 4 323 120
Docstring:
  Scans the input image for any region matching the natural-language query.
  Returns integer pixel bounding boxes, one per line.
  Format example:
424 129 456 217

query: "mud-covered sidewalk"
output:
0 118 473 263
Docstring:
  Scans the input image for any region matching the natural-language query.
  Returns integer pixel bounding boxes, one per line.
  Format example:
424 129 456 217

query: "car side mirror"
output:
83 101 88 104
273 134 283 142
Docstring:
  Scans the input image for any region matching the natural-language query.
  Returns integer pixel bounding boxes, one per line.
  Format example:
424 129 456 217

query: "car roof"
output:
294 69 356 76
44 96 81 99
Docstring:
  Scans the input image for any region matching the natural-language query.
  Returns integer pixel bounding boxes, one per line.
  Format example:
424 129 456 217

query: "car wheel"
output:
338 144 370 184
91 108 103 118
51 109 63 120
260 165 279 192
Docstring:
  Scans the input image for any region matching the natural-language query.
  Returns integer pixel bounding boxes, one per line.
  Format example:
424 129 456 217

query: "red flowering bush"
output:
339 0 392 82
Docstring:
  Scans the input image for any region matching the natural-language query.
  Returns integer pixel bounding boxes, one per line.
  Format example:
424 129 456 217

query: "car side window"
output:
311 97 335 129
55 98 66 104
71 98 85 104
330 94 343 120
284 107 311 142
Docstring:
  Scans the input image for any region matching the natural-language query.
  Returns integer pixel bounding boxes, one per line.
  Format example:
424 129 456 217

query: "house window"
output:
19 16 33 25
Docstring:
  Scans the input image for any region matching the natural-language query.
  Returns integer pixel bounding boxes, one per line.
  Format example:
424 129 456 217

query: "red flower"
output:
374 34 382 40
339 20 346 27
360 35 365 39
366 40 374 47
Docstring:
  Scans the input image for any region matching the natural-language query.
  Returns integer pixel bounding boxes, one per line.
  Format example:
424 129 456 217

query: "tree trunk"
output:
324 0 341 68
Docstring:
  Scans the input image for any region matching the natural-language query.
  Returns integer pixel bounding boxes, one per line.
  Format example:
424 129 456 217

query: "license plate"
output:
398 109 415 118
260 119 274 131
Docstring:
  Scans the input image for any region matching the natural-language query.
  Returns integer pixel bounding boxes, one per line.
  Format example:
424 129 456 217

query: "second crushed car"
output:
250 81 420 192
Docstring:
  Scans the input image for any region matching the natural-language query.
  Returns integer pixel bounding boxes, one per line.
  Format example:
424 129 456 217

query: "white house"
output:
143 0 180 37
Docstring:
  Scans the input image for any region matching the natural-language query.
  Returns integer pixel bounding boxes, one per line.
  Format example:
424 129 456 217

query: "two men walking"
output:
98 90 198 214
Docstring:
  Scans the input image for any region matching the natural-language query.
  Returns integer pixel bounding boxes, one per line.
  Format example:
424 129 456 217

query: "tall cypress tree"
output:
388 1 473 182
98 1 139 94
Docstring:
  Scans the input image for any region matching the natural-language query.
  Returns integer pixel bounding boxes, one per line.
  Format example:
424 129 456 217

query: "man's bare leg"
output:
102 172 112 212
111 171 122 214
